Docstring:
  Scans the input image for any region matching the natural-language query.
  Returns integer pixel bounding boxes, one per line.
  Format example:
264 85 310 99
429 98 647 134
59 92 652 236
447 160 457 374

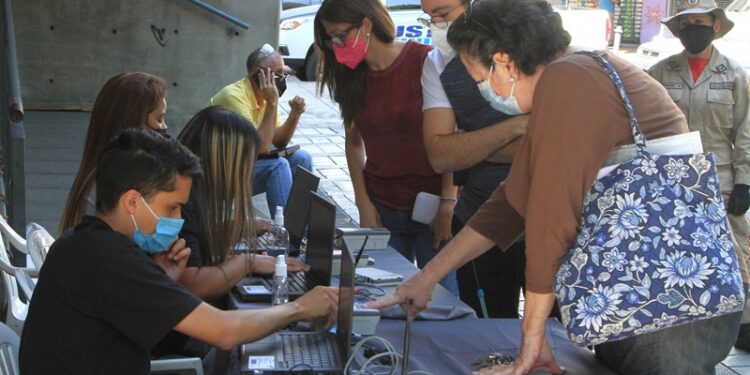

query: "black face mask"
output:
679 24 715 54
252 71 288 97
275 75 287 97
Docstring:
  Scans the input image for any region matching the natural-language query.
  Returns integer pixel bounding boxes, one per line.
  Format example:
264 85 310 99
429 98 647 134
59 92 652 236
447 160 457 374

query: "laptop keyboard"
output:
257 232 274 248
280 333 337 369
253 233 306 253
288 272 311 293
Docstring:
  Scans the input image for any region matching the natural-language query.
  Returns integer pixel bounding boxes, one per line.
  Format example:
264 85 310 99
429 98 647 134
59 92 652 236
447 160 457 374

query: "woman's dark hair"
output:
96 129 202 214
178 106 261 265
60 72 167 233
447 0 571 75
314 0 395 127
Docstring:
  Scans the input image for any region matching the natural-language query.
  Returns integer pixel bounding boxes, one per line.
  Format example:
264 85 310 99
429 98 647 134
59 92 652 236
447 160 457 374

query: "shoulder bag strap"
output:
575 51 647 153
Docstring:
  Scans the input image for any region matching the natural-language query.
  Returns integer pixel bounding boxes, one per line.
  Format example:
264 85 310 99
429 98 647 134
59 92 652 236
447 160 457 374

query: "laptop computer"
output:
235 191 336 302
240 242 355 373
285 166 320 255
256 166 320 255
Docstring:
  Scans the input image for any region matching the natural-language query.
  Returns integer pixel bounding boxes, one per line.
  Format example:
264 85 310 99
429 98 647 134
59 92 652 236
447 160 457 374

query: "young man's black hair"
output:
96 128 202 213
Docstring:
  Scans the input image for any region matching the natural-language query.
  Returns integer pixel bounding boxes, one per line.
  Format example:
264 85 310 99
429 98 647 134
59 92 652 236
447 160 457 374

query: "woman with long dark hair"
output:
314 0 457 293
152 107 307 363
59 72 168 233
176 106 306 300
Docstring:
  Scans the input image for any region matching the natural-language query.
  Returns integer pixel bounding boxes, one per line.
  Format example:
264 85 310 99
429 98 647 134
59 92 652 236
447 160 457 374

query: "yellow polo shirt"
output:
208 76 282 129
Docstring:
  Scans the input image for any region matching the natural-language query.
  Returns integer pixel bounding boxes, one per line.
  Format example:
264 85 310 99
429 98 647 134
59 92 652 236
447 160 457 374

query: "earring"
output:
510 77 516 83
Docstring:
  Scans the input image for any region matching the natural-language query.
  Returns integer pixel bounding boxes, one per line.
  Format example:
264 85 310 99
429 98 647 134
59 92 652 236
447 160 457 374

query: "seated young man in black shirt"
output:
19 129 338 374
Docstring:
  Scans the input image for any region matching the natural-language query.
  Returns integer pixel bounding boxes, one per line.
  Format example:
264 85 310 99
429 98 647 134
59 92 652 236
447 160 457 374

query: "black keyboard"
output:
254 233 305 254
280 333 337 369
257 233 274 248
288 272 312 293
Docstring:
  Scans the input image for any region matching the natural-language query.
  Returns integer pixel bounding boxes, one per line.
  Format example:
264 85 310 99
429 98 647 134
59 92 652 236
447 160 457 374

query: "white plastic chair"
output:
0 217 55 274
0 235 35 337
23 223 53 272
0 322 20 375
0 218 27 264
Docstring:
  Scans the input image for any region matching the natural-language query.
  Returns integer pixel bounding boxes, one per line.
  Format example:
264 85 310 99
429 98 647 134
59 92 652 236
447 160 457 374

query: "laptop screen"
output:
284 166 320 251
336 242 355 358
306 191 336 285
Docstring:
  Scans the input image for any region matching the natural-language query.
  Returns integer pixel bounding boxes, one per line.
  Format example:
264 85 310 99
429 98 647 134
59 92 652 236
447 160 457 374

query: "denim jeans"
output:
373 200 459 296
595 310 742 374
252 150 312 219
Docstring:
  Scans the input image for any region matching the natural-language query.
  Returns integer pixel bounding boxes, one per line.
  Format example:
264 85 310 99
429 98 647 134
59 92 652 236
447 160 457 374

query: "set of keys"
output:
473 348 515 371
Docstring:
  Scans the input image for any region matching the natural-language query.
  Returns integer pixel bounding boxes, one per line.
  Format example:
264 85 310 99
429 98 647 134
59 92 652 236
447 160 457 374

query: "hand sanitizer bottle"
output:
272 255 289 305
268 206 289 258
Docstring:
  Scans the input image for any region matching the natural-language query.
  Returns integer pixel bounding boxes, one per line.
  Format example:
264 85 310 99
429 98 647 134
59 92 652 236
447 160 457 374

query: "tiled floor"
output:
279 74 750 374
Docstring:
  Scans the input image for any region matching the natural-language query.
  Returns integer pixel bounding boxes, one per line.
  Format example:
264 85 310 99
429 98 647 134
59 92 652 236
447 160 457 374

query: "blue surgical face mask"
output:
131 196 184 254
477 64 527 115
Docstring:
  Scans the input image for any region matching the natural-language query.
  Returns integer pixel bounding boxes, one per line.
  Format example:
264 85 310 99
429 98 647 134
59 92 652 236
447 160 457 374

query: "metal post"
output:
2 0 27 266
4 0 24 123
613 25 624 53
9 120 25 253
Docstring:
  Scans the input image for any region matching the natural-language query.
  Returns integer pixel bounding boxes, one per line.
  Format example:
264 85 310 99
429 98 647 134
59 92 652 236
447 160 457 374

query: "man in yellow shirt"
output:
209 44 312 215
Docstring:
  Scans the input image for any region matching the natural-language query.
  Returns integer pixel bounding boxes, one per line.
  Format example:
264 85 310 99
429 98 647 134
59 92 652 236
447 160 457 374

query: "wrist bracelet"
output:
439 196 457 202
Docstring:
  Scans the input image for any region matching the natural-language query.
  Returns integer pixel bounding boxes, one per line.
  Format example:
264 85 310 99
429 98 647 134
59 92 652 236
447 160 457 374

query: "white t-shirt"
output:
421 48 456 111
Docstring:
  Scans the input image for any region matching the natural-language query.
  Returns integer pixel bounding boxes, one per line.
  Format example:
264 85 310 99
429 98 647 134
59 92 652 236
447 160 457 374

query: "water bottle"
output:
272 255 289 305
268 206 289 258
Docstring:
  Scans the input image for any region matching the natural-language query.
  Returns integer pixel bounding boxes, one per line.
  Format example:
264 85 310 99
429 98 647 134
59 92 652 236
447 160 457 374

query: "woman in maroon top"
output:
313 0 457 292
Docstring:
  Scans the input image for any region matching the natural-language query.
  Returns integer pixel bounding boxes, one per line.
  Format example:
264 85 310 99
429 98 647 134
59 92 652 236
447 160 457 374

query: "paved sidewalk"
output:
279 77 360 226
279 74 750 374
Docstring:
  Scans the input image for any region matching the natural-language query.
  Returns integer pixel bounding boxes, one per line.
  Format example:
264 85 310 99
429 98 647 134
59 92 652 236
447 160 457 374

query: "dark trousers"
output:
595 311 742 374
452 216 525 318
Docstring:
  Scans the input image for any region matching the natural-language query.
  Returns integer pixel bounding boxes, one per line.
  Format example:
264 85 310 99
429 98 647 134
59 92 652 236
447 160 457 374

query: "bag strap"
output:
575 51 647 151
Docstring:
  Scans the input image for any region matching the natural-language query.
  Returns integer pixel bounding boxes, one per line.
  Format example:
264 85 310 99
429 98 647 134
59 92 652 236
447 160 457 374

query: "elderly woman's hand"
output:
367 269 438 319
472 333 563 375
492 291 565 375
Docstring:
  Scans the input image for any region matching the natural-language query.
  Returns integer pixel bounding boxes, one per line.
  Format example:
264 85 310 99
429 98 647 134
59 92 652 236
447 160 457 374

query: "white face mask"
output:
477 64 528 115
430 22 453 55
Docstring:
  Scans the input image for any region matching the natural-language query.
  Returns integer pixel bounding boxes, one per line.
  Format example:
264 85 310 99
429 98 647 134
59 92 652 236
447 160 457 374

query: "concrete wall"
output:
12 0 280 133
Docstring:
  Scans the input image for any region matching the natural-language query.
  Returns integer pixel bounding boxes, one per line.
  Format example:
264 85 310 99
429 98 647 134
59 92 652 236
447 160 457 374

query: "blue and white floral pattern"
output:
555 52 745 347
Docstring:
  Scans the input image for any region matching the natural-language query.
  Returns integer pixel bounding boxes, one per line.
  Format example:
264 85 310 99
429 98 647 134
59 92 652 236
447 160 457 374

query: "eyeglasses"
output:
274 73 288 82
417 3 463 29
325 25 358 48
252 69 288 84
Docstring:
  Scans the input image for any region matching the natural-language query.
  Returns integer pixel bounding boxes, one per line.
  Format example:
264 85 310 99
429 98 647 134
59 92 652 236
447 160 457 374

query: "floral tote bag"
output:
554 52 745 346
